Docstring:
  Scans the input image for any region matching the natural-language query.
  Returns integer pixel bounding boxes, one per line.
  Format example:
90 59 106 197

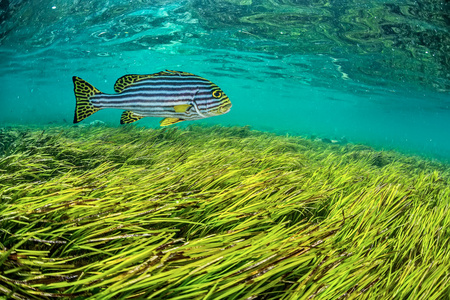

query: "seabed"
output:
0 124 449 299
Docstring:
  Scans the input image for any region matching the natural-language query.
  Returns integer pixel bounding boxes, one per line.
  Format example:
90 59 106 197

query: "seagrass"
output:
0 124 449 299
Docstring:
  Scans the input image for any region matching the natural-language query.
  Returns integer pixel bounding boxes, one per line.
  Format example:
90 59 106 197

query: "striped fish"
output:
72 70 232 126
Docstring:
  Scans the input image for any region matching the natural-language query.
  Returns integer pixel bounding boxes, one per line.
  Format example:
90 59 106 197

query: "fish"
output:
72 70 232 126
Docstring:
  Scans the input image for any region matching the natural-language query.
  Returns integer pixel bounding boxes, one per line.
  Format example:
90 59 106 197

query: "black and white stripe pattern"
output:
90 74 227 120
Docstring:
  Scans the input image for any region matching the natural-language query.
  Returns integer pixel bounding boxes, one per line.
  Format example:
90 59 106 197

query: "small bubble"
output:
52 6 56 9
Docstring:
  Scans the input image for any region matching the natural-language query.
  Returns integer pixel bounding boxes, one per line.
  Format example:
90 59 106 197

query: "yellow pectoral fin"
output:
174 104 192 113
160 117 184 127
120 111 144 124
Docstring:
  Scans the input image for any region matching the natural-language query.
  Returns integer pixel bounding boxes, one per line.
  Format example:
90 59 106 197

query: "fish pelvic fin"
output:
160 117 184 127
120 111 145 124
72 76 103 123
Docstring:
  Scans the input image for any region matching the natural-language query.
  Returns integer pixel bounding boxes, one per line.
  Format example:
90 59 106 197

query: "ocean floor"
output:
1 124 449 299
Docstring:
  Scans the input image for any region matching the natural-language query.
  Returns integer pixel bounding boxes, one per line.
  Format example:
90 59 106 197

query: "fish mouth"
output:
208 97 231 115
221 101 232 114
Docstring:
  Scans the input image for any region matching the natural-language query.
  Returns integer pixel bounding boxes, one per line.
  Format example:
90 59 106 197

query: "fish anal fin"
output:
73 76 103 123
174 104 192 113
160 117 184 127
120 111 145 124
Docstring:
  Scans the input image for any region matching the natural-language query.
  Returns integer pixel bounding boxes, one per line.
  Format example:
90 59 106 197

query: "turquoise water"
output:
1 0 449 160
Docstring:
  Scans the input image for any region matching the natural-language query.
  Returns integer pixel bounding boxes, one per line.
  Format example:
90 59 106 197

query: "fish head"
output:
203 85 232 116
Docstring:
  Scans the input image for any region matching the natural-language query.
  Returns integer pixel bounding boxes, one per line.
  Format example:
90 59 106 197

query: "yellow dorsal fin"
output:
174 104 192 113
114 71 199 93
160 117 184 127
120 111 145 124
165 70 196 76
114 74 154 93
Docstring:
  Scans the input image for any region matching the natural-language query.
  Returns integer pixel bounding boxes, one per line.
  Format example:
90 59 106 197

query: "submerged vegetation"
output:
0 124 449 299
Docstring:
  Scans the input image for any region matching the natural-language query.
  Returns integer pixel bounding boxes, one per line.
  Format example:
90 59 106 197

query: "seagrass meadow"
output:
0 124 449 300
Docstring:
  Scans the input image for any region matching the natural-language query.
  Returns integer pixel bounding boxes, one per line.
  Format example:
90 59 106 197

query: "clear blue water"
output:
1 0 449 161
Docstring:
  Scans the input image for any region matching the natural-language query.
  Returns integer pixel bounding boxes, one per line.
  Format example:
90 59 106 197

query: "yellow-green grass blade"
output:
1 124 449 299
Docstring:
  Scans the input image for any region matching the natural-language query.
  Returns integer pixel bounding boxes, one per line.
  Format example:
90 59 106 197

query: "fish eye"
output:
212 90 222 98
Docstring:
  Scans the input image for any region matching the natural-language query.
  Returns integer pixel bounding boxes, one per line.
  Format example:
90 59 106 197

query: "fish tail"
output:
72 76 103 123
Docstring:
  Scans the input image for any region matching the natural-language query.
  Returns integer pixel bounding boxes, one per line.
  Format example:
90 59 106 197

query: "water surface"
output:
1 0 449 160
